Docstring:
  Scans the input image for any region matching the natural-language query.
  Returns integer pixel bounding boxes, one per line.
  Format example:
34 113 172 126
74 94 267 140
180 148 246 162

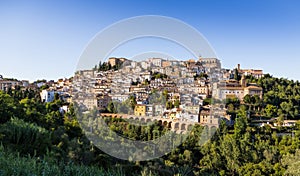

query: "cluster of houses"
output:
39 78 72 103
71 57 266 127
73 57 212 122
0 75 72 113
0 75 29 91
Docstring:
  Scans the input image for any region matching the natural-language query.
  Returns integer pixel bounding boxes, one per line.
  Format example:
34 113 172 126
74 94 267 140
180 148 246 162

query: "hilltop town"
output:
2 57 297 131
7 57 267 129
76 57 266 129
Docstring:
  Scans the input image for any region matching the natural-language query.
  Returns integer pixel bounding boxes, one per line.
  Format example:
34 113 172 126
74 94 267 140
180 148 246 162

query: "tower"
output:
240 74 246 87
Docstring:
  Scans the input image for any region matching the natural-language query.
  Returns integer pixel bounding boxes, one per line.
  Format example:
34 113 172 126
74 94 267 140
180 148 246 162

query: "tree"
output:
227 103 235 113
93 64 98 71
281 149 300 175
54 93 60 101
237 105 248 118
277 114 284 127
264 104 277 118
98 61 102 71
234 68 241 81
234 116 248 137
162 90 168 100
174 99 180 108
253 95 261 111
129 95 137 110
166 101 174 110
107 101 115 113
0 92 16 124
39 84 49 90
243 94 252 107
280 101 293 118
220 134 241 174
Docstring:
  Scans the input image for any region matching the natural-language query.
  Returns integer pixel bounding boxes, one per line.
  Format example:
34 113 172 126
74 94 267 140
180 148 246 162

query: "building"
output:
108 57 128 67
193 80 211 99
60 93 72 103
244 85 263 99
145 105 154 116
183 104 200 114
237 64 264 78
153 104 165 116
0 79 21 91
139 71 152 81
96 93 111 111
21 80 30 87
75 70 95 79
199 109 219 125
214 75 263 100
169 112 177 119
40 89 55 102
162 60 171 68
140 61 150 70
111 94 130 103
199 58 221 69
217 86 245 100
148 58 163 67
134 104 146 116
79 96 98 111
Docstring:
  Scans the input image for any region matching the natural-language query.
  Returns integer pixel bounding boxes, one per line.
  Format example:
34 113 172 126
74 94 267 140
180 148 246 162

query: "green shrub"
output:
0 118 51 156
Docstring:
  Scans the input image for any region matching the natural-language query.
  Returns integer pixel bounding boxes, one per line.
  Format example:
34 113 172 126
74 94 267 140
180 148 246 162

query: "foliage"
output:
0 145 124 176
281 149 300 175
151 72 168 80
0 91 16 124
0 118 51 156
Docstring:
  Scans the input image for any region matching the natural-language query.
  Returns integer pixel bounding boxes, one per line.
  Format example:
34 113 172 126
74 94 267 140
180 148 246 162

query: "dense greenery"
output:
0 145 124 176
0 75 300 175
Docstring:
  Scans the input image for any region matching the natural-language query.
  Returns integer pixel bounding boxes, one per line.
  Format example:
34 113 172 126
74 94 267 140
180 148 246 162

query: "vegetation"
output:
194 72 208 80
151 72 168 80
94 60 123 72
0 145 121 176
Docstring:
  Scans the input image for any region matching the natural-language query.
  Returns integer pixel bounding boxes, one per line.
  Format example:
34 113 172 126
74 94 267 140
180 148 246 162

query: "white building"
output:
140 61 150 70
40 89 55 102
149 58 162 67
0 80 20 91
111 94 129 102
146 105 154 116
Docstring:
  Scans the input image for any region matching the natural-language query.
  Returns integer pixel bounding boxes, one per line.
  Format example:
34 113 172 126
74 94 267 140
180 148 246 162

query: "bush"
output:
0 118 51 156
0 145 114 176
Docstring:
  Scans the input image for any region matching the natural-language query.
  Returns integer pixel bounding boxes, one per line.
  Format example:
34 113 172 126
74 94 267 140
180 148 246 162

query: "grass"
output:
0 145 125 176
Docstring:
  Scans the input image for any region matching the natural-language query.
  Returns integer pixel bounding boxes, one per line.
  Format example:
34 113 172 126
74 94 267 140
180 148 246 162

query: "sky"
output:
0 0 300 82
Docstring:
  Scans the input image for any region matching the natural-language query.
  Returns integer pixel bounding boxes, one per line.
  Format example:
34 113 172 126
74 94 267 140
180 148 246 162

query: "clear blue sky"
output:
0 0 299 82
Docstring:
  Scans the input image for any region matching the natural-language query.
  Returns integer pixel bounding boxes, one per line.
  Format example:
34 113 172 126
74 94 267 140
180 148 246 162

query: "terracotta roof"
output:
220 86 244 90
245 86 263 90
